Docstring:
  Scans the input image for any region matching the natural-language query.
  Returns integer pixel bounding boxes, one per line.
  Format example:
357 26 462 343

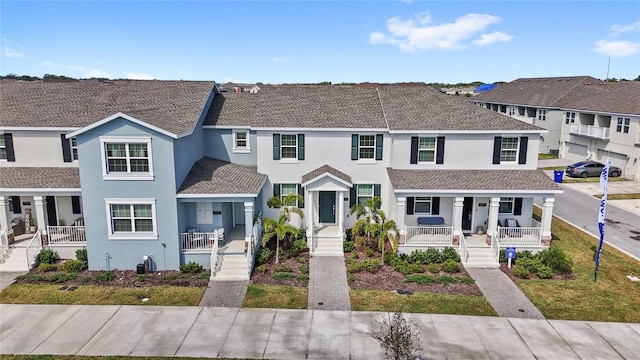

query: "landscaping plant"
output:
263 193 304 264
371 312 422 360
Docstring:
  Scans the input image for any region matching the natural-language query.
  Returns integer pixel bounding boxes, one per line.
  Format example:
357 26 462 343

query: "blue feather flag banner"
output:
595 159 610 270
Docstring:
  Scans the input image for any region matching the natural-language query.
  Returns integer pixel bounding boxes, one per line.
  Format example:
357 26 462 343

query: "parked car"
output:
565 161 622 178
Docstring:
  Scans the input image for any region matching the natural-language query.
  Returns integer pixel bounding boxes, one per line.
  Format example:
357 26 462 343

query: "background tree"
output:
262 193 304 264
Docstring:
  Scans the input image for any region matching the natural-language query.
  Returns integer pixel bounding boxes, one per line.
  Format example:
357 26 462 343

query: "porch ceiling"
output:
301 164 352 188
0 167 80 190
178 156 267 196
387 168 562 193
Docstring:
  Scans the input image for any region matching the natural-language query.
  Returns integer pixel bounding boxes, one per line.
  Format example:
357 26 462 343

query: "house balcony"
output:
570 124 610 140
46 226 86 244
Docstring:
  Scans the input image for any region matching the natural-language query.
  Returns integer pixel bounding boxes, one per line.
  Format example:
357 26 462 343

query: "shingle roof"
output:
205 85 541 132
178 157 267 195
1 80 215 135
472 76 602 107
301 165 352 185
558 81 640 115
0 167 80 189
386 168 561 192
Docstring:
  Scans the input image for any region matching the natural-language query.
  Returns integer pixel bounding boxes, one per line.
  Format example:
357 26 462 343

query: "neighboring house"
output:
1 80 561 275
472 76 640 180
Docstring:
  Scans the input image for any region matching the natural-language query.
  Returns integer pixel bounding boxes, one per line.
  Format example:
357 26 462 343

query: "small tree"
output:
262 193 304 264
371 312 422 360
350 196 381 241
375 210 399 265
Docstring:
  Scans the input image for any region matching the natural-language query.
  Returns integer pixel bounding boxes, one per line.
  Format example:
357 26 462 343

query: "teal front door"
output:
318 191 336 223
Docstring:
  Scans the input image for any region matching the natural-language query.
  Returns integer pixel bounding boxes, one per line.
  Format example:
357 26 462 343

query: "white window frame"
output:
0 135 6 160
280 134 298 160
616 117 630 133
565 112 576 125
105 198 157 240
356 184 374 205
232 130 251 153
507 106 516 116
414 197 432 214
196 202 214 224
100 136 154 180
499 197 514 214
537 109 547 121
358 134 376 160
71 137 79 161
500 137 519 163
280 184 300 207
418 137 436 163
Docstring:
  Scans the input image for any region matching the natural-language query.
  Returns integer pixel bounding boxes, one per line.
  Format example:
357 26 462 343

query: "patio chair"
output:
505 218 522 237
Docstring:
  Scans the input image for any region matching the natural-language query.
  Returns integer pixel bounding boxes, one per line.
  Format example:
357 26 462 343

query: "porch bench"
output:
417 217 446 226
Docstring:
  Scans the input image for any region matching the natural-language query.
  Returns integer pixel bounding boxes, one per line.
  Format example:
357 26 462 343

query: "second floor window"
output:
273 134 304 161
71 137 79 160
101 137 153 180
565 112 576 125
500 137 519 162
537 109 547 121
0 133 15 161
0 135 6 160
418 137 436 162
233 130 250 152
507 106 516 116
616 117 630 133
351 134 383 161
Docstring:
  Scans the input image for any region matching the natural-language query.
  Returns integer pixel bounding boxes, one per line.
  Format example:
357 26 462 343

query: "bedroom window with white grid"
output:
500 137 519 162
414 197 432 214
106 200 157 239
418 137 436 163
0 136 6 160
616 117 630 133
357 184 374 205
71 137 79 160
537 109 547 121
565 112 575 125
233 130 250 152
359 135 375 159
281 134 297 159
499 197 514 213
101 137 153 180
280 184 298 206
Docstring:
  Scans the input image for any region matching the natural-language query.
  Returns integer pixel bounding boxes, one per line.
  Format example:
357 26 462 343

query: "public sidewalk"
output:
2 304 639 359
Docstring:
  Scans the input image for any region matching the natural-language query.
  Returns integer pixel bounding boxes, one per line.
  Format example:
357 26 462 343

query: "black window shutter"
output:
514 198 523 215
273 183 280 198
410 136 418 164
374 184 381 198
297 184 304 208
375 134 383 160
11 196 21 213
436 136 445 164
61 134 72 162
297 134 305 160
272 134 280 160
406 197 415 215
71 196 82 214
351 134 359 160
432 197 440 215
4 134 15 162
518 137 528 165
492 136 502 164
349 186 357 208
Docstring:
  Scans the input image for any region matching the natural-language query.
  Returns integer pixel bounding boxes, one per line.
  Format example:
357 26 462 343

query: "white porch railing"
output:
459 233 469 263
490 234 500 262
47 226 86 244
570 124 610 140
181 232 219 250
26 229 43 268
497 226 542 246
0 228 8 260
209 233 219 280
248 218 263 276
404 226 453 246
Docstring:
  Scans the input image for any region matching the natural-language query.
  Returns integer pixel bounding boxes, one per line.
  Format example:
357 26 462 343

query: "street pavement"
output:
1 304 639 359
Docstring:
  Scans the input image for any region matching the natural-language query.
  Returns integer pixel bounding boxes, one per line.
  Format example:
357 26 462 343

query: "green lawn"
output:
538 153 559 160
519 208 640 322
592 193 640 200
242 284 308 309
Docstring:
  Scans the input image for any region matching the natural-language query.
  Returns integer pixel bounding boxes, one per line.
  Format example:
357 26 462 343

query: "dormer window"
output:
100 136 154 180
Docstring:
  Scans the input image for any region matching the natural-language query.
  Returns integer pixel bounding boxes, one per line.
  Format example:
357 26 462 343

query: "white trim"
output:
204 125 389 132
301 173 352 188
176 193 258 198
389 129 548 134
67 112 178 139
0 188 81 193
105 198 158 240
394 189 564 195
560 108 640 118
232 129 251 153
0 127 80 131
100 136 154 181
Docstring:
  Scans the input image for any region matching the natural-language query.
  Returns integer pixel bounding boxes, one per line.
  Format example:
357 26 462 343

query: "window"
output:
196 202 213 224
273 183 304 207
0 133 15 161
414 197 432 214
565 112 576 125
616 117 630 133
106 199 157 239
233 130 250 152
499 197 514 213
537 109 547 121
356 184 374 205
100 137 153 180
507 106 516 116
500 137 519 162
418 137 436 163
351 134 383 161
0 135 6 160
71 137 79 160
281 134 297 159
280 184 298 204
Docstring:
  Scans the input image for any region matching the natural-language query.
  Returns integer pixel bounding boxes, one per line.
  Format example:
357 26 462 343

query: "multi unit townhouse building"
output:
472 76 640 180
0 80 561 278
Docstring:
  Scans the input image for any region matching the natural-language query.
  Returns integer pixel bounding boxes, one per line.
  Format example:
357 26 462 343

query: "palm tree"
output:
350 196 381 241
262 193 304 264
375 210 399 265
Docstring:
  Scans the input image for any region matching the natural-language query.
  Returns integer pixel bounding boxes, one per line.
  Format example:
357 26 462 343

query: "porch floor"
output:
219 226 245 253
315 225 341 238
465 234 488 247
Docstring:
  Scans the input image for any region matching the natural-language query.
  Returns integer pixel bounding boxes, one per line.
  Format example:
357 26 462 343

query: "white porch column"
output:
452 197 464 242
487 197 500 238
397 197 406 235
540 197 555 246
33 196 48 234
243 201 254 244
0 196 10 231
306 189 314 251
338 191 344 238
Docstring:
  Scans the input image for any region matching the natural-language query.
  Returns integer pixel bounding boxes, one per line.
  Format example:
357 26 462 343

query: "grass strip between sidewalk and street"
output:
591 193 640 200
518 208 640 322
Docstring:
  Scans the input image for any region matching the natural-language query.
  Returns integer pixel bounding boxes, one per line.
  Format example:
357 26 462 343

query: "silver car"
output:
565 161 622 178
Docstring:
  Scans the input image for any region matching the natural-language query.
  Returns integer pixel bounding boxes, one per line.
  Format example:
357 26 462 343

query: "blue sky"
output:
1 1 639 84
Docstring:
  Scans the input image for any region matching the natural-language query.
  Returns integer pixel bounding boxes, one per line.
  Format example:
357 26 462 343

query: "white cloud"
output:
127 72 155 80
83 69 112 78
273 57 291 64
610 20 640 37
369 12 511 52
3 46 23 58
472 31 514 46
592 40 640 57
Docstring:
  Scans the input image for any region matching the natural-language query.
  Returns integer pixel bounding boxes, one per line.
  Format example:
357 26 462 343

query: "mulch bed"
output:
499 262 576 281
249 252 310 287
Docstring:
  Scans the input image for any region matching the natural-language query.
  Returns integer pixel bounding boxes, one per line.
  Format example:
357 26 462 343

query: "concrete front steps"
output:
312 237 344 256
0 245 31 272
463 246 500 268
213 253 249 281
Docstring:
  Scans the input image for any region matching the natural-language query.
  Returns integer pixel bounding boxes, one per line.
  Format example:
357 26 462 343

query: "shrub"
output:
428 263 439 274
61 260 87 272
499 249 507 263
257 248 273 265
289 239 307 257
273 264 292 273
393 260 424 276
516 250 535 260
410 248 442 264
298 264 309 274
364 247 374 258
272 272 295 281
343 241 356 253
197 272 210 280
96 270 115 282
79 276 92 285
50 273 77 283
347 275 357 283
512 265 530 279
441 247 460 262
138 274 150 282
384 251 399 265
344 227 353 243
75 248 88 262
296 274 309 282
38 263 58 272
516 257 543 274
254 264 268 274
347 259 382 273
371 312 421 360
351 251 359 259
539 248 573 274
537 265 554 279
404 274 436 286
441 259 460 273
296 256 305 263
180 261 203 274
35 249 57 265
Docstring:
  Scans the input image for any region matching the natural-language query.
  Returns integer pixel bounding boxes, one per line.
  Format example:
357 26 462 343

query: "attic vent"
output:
584 82 592 85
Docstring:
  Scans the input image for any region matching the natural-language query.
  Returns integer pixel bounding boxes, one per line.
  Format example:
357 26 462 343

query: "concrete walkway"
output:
2 304 639 359
199 280 249 307
308 256 351 310
466 267 545 319
0 271 27 292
